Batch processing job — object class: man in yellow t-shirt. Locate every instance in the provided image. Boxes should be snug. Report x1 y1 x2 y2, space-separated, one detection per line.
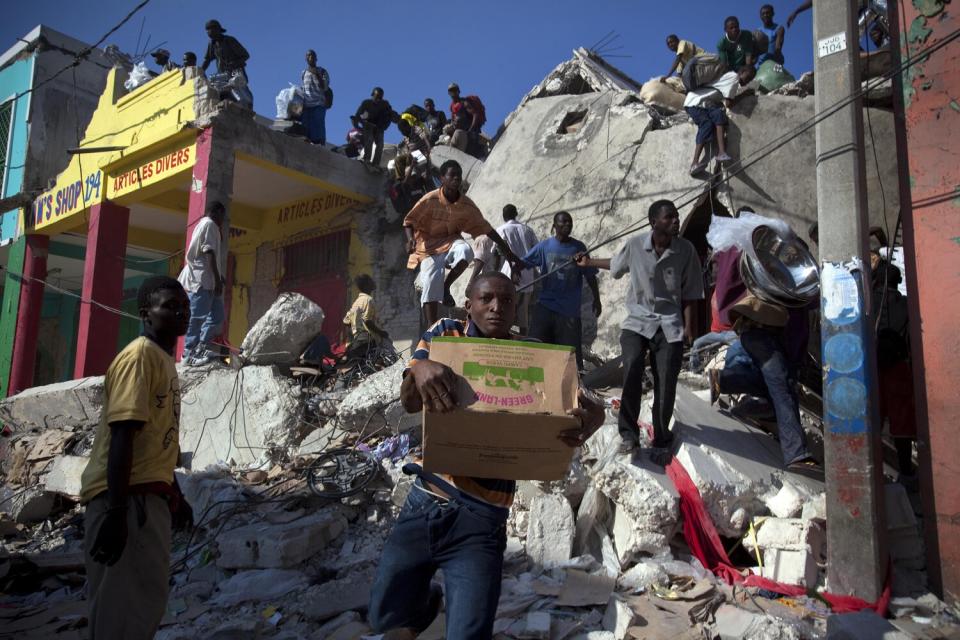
661 34 706 83
80 275 193 640
343 274 389 354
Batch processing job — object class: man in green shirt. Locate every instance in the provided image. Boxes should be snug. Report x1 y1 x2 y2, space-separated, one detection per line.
717 16 756 71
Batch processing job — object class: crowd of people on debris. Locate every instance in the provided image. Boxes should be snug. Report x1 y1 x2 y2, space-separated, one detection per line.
83 4 911 638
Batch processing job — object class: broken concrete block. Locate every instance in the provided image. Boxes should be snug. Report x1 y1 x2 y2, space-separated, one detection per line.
617 559 668 592
526 493 575 569
713 605 766 640
211 569 308 606
584 424 679 564
296 576 373 621
0 376 104 432
520 611 551 639
428 144 483 188
217 511 346 569
765 482 806 519
336 360 417 433
297 422 347 456
241 292 325 365
178 365 300 469
42 455 89 498
826 610 912 639
801 492 827 520
744 518 825 587
602 595 636 640
6 487 55 523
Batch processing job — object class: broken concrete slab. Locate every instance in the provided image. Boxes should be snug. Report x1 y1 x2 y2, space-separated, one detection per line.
5 486 55 523
671 387 824 537
743 518 825 588
336 360 417 433
216 510 347 569
428 144 483 188
602 595 637 640
297 422 348 457
520 611 552 639
0 376 104 432
210 569 309 606
526 492 575 569
41 455 88 498
294 575 373 621
240 292 325 365
582 423 679 564
826 610 912 639
178 365 300 469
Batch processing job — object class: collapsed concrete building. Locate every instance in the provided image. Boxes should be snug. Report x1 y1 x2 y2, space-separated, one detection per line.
1 48 954 640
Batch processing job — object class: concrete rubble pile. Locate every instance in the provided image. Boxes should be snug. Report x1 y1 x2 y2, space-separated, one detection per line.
1 53 958 640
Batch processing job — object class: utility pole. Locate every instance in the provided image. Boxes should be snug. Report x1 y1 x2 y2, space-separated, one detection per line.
813 1 885 600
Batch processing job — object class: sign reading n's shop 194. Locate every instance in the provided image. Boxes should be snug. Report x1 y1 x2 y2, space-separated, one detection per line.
109 144 196 199
24 170 103 231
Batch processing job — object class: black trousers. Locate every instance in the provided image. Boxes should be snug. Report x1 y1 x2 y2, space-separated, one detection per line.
618 328 684 447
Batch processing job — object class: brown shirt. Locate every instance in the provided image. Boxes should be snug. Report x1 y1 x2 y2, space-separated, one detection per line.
404 188 493 268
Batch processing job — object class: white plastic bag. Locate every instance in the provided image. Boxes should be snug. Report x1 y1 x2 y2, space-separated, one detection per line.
275 83 304 119
123 61 152 90
706 212 794 252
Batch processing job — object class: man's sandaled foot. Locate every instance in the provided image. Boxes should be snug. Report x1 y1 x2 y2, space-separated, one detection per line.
787 455 820 471
709 369 721 405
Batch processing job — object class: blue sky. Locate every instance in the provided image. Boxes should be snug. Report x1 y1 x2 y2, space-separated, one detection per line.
4 0 815 144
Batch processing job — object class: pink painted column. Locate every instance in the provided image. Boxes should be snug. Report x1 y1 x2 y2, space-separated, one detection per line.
73 200 130 378
177 127 235 360
8 235 49 395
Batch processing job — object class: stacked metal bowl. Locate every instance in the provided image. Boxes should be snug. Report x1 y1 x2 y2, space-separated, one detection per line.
739 225 820 308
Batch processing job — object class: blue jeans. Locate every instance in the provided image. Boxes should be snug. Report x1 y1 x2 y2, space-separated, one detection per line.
530 303 584 370
184 288 224 355
689 330 737 369
302 104 327 145
720 332 810 464
368 481 507 639
685 105 728 145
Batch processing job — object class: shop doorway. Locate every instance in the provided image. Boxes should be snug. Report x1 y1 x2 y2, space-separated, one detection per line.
279 229 351 343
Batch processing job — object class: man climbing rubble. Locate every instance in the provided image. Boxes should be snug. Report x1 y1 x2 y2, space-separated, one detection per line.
403 159 524 326
368 272 604 639
660 34 705 83
201 19 251 107
577 199 703 465
683 64 755 174
351 87 395 167
80 276 194 639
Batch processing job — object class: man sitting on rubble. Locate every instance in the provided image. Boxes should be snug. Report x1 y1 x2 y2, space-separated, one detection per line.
683 64 755 174
368 272 604 639
446 83 486 158
660 34 705 84
577 200 704 465
717 16 756 71
80 276 194 639
342 274 390 361
423 98 447 145
404 159 523 327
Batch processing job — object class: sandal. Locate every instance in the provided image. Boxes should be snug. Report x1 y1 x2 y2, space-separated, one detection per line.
709 369 721 405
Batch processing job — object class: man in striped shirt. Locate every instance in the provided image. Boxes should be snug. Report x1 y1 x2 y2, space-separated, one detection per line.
301 49 330 145
368 272 604 639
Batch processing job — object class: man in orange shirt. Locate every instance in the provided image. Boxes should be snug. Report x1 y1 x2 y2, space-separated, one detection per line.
404 159 523 325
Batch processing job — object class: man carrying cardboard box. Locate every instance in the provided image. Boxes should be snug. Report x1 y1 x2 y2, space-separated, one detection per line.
367 272 604 640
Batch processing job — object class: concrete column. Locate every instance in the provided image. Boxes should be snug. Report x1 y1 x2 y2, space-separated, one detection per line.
73 200 130 378
813 1 885 600
0 236 28 397
179 126 235 360
890 1 960 605
6 235 50 396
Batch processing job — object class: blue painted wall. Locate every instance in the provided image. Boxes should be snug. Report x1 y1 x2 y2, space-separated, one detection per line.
0 56 34 242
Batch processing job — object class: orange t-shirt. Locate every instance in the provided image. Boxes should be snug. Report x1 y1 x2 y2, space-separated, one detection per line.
403 188 493 268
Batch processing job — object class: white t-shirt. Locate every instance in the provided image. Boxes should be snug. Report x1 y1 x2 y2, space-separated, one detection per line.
177 217 222 293
683 71 740 108
496 219 539 288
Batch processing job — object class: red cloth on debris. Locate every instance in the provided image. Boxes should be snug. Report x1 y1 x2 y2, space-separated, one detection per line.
648 415 890 615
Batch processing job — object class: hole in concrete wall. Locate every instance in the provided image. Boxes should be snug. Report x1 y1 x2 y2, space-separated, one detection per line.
557 110 588 134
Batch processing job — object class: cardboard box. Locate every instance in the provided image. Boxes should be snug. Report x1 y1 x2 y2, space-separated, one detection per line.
422 337 579 481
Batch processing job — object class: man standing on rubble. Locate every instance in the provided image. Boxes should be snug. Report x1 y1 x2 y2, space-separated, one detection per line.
352 87 394 167
577 200 703 465
368 272 605 639
523 210 601 371
178 201 226 366
497 204 539 335
404 159 524 326
201 19 249 78
80 276 194 639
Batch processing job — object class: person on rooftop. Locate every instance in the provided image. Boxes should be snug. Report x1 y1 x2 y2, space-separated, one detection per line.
201 19 249 77
150 48 178 73
301 49 330 146
684 65 756 174
351 87 395 167
717 16 756 71
423 98 448 145
368 272 604 639
182 51 197 67
404 160 524 327
757 4 786 65
660 34 705 83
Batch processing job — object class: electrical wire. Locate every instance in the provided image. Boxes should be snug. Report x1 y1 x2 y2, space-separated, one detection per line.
517 25 960 293
0 265 140 320
10 0 153 103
